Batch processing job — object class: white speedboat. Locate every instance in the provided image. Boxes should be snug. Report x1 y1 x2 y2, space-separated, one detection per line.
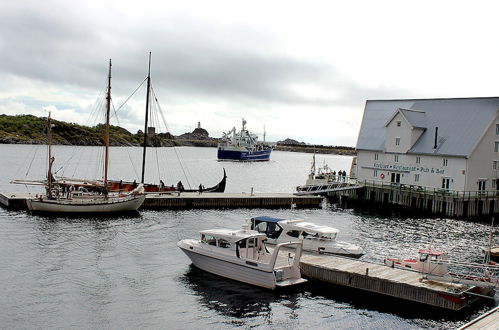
177 225 307 290
250 216 364 258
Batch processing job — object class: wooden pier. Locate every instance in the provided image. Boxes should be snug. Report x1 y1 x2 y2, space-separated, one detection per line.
326 180 499 218
299 253 486 311
0 192 323 211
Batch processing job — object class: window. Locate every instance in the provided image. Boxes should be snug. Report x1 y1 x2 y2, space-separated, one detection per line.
217 239 231 248
443 158 448 166
416 156 421 164
201 234 217 246
395 138 400 146
394 155 399 162
496 124 499 135
415 174 420 182
286 230 301 238
374 153 379 161
374 170 378 177
494 161 498 170
478 180 486 191
397 121 401 127
495 141 499 152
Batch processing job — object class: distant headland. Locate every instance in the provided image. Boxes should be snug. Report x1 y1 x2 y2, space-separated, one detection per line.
0 114 355 156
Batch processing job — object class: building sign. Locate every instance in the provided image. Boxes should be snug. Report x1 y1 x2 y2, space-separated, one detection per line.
373 163 445 174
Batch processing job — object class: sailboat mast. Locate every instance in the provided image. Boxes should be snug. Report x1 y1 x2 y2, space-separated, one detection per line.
104 59 112 189
47 112 53 195
141 52 152 184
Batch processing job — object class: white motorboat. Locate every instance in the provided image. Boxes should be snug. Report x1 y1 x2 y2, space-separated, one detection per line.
250 216 364 258
177 224 307 290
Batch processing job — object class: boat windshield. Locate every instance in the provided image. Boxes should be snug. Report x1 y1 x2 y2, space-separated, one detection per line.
302 232 336 240
253 221 282 239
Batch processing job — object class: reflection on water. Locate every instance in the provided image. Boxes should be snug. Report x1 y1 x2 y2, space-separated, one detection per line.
180 265 276 318
2 145 499 328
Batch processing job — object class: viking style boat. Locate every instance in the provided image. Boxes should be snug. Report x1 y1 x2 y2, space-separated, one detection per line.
177 224 307 290
114 52 227 193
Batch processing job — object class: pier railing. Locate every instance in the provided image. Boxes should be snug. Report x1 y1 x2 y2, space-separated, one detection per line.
358 179 499 199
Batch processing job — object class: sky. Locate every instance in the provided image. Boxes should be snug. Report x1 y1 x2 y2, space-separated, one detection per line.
1 1 499 146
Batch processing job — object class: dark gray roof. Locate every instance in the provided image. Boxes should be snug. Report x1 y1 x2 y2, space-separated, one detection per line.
399 108 427 129
356 97 499 157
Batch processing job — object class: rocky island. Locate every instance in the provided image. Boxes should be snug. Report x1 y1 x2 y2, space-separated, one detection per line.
0 114 355 155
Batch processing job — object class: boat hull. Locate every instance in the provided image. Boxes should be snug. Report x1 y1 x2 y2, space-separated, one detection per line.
26 195 145 213
178 244 277 289
217 148 271 161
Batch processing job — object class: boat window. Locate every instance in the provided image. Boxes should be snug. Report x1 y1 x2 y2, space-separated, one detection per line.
430 255 439 262
254 221 267 233
247 237 256 248
202 234 217 246
266 222 283 239
218 239 231 249
419 254 428 262
286 230 301 238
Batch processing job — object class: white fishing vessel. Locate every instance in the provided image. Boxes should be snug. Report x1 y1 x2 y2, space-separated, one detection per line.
250 216 364 258
16 60 146 214
177 224 307 290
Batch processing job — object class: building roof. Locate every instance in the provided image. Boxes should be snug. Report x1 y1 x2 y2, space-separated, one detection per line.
356 97 499 157
399 108 427 129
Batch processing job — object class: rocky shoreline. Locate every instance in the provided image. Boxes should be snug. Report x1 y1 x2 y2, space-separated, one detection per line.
0 114 355 155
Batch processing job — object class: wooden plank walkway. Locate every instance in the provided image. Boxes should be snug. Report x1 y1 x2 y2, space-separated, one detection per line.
459 306 499 329
0 192 323 211
299 253 483 311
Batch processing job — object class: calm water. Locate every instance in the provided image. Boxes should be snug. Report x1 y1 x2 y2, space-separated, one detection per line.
0 145 496 329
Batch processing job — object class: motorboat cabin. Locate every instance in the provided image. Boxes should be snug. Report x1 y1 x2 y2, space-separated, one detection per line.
177 224 307 290
250 216 364 258
384 248 449 276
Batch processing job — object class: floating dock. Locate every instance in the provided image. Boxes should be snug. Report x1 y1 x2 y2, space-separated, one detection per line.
299 253 486 311
0 192 323 211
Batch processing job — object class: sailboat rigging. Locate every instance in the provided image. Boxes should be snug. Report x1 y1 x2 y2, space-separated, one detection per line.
108 52 227 194
13 59 146 213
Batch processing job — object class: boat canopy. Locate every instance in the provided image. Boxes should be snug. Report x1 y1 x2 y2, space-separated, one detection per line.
252 216 339 235
251 216 286 223
280 220 339 234
200 228 267 243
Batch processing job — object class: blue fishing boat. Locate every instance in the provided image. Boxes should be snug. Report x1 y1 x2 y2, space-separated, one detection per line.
217 119 272 161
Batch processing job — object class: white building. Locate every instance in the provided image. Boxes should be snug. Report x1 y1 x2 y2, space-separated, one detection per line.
355 97 499 192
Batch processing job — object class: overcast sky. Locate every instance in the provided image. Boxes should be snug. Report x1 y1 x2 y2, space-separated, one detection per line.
1 1 499 146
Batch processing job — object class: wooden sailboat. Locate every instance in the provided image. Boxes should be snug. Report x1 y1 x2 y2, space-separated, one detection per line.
25 60 146 213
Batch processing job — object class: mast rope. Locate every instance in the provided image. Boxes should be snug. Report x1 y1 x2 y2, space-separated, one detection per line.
111 100 140 180
24 146 39 177
151 86 192 188
114 78 147 114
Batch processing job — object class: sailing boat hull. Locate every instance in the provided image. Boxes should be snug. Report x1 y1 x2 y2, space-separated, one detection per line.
26 195 145 213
